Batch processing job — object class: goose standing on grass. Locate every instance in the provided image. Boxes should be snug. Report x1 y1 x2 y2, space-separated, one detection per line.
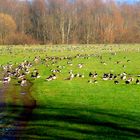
125 78 133 84
65 70 74 80
68 73 74 80
89 72 93 77
136 79 140 84
120 72 127 80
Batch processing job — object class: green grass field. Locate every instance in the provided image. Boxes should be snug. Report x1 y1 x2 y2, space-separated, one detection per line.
1 44 140 139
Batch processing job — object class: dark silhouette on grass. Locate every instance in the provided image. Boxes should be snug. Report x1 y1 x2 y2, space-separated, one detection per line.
0 82 36 139
1 83 140 139
2 105 139 140
1 102 140 140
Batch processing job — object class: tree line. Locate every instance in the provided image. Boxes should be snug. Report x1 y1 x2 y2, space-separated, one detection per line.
0 0 140 45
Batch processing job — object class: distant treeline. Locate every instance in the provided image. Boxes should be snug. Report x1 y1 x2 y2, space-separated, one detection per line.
0 0 140 44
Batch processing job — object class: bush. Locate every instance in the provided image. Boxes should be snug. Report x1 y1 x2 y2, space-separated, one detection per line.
6 33 39 45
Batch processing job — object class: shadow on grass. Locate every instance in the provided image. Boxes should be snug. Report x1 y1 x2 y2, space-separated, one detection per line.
2 104 140 140
0 82 36 140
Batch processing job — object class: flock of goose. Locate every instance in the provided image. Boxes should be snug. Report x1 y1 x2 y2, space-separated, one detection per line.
0 52 140 86
0 60 33 86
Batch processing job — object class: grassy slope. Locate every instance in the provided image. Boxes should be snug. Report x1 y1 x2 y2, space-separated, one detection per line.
1 44 140 139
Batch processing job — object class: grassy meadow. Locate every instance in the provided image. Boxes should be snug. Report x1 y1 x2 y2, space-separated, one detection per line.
1 44 140 139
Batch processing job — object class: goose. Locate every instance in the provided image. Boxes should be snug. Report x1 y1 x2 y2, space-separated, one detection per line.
122 65 126 68
78 63 83 68
52 74 56 80
102 73 109 80
69 70 73 74
125 80 130 84
25 68 30 74
93 72 98 78
89 72 93 77
88 79 98 84
2 76 11 84
67 61 73 66
128 77 134 82
35 72 41 78
69 73 74 79
34 56 40 63
46 76 53 81
74 73 80 77
109 73 114 80
20 78 27 86
114 80 119 84
74 73 84 78
79 74 84 78
113 75 117 79
46 74 56 81
120 72 127 80
18 73 25 79
121 75 127 80
120 72 127 76
89 72 98 78
31 70 40 78
65 72 74 80
7 70 12 76
51 69 61 73
136 79 140 84
125 78 133 84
